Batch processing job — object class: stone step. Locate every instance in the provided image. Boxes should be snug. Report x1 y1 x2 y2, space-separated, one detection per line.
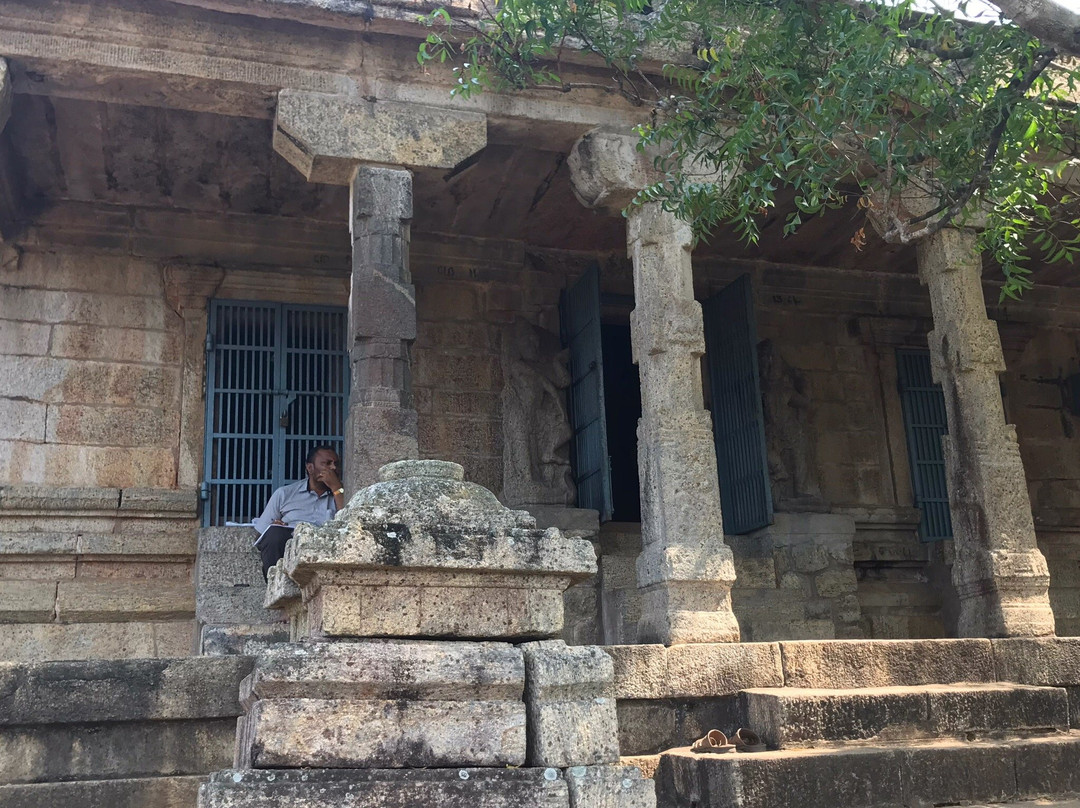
0 657 248 784
0 775 204 808
656 732 1080 808
0 719 234 785
200 623 289 656
741 683 1070 748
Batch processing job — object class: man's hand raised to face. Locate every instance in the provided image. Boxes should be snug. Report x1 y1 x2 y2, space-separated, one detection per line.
306 448 345 506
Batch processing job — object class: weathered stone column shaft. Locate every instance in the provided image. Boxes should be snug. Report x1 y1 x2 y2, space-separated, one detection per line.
347 165 419 490
917 227 1053 637
627 201 739 645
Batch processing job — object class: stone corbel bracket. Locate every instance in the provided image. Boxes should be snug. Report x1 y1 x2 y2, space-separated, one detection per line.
568 127 731 215
273 89 488 184
568 128 661 213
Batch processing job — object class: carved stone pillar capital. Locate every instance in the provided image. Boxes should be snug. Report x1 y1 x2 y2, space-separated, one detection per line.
273 90 487 185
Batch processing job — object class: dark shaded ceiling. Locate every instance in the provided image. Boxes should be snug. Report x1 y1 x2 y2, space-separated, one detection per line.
3 93 922 272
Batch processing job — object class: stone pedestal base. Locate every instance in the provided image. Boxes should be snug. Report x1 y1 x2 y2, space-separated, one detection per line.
637 581 741 645
281 460 595 641
303 570 574 640
234 640 526 769
199 768 568 808
263 565 305 641
200 766 653 808
955 548 1055 638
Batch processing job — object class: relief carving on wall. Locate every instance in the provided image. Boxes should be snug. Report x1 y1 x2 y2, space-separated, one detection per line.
758 338 826 511
501 318 575 508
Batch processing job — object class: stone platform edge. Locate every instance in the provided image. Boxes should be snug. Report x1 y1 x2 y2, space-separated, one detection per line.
607 637 1080 699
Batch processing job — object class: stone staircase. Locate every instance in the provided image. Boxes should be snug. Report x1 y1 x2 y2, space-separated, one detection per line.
656 680 1080 808
0 656 249 807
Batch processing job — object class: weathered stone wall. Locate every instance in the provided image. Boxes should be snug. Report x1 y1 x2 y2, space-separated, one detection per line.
0 246 349 661
0 249 183 488
412 239 568 499
0 486 199 662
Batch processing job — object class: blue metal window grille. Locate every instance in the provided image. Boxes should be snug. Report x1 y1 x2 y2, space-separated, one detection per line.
896 348 953 542
202 300 349 526
561 264 614 522
702 274 773 535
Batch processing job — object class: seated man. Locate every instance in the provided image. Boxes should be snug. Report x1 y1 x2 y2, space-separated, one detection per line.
253 445 345 578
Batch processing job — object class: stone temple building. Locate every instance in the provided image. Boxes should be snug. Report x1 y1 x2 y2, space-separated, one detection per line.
0 1 1079 807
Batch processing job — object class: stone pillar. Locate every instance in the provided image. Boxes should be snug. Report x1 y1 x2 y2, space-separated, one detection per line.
347 166 418 487
271 90 487 490
568 129 739 644
917 228 1055 637
627 203 739 644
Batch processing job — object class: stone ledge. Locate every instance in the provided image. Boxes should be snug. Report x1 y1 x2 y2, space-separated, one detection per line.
200 624 289 656
0 656 251 724
119 488 199 513
656 733 1080 808
0 775 204 808
238 697 527 768
198 526 259 553
0 486 120 511
0 621 196 663
240 640 524 704
993 637 1080 686
0 532 197 557
605 639 1080 700
55 580 194 622
0 581 56 622
0 485 198 517
197 584 277 626
741 683 1069 748
0 719 235 784
607 642 783 700
780 639 996 688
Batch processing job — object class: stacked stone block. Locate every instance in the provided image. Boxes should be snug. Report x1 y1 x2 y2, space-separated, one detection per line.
196 526 289 655
0 485 199 662
733 514 863 640
199 459 655 808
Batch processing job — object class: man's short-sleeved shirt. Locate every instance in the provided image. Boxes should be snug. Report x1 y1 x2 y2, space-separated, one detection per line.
252 479 338 534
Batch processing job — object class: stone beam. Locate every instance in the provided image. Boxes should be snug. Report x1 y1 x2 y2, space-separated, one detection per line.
917 228 1055 638
0 29 353 101
273 90 488 185
569 129 740 644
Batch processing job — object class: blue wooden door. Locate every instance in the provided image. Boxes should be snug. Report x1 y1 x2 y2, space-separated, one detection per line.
202 300 349 526
896 348 953 542
561 265 613 522
702 275 773 534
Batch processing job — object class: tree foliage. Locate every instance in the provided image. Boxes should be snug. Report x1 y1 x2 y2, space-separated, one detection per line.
418 0 1080 298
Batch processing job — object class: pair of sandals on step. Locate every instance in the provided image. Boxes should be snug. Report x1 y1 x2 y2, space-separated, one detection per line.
690 728 766 754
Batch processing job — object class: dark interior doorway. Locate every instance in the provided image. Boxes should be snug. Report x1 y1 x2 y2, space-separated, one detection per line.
600 323 642 522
